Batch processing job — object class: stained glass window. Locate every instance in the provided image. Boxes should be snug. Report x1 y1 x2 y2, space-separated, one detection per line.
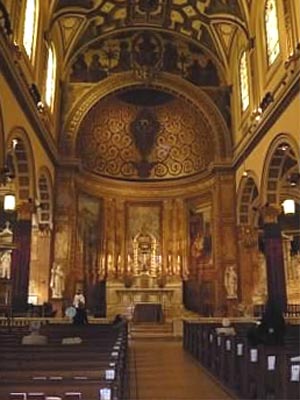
45 44 56 110
239 51 250 112
265 0 280 65
22 0 38 60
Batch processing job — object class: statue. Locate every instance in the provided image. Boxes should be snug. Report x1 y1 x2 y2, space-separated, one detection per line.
224 264 238 299
0 250 12 279
50 263 65 299
252 251 267 303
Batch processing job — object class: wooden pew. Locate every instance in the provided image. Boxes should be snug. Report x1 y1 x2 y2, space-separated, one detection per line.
0 323 128 400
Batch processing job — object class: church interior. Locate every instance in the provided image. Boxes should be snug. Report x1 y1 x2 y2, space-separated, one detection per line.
0 1 300 399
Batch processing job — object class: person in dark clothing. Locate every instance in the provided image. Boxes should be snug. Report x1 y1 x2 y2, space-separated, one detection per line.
247 301 285 346
73 301 88 325
112 314 126 329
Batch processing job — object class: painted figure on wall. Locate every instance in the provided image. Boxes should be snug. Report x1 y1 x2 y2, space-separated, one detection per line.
50 263 65 299
189 207 213 276
252 251 268 304
0 250 12 279
77 194 101 311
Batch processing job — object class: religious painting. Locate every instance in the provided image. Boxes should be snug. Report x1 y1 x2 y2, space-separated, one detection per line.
126 203 162 276
77 193 102 297
189 205 213 277
69 31 220 87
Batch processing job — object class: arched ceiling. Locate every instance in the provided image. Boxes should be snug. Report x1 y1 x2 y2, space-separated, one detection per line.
76 88 216 181
50 0 250 77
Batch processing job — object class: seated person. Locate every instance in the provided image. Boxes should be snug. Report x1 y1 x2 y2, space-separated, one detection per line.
247 301 285 346
22 321 48 345
112 314 126 329
215 318 236 336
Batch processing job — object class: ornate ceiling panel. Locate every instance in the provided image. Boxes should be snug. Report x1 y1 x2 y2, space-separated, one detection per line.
52 0 249 72
57 16 86 53
68 30 221 86
77 89 215 181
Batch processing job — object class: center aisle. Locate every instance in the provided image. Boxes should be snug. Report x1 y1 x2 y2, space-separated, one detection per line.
127 339 235 400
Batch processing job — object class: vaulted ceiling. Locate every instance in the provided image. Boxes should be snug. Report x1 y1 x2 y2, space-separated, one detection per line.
51 0 251 182
50 0 251 79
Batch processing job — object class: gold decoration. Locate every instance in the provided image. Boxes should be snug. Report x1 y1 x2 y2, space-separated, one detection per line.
78 95 214 180
238 225 257 248
260 203 281 224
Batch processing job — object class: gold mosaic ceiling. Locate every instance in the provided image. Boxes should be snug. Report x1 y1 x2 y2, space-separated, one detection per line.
52 0 250 74
77 88 215 181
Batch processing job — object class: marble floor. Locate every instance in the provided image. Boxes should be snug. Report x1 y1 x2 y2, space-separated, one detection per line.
127 339 236 400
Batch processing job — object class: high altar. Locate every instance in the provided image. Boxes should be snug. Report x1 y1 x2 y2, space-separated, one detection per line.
106 228 184 319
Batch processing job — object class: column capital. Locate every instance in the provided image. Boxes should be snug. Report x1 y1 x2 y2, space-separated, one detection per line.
260 203 281 224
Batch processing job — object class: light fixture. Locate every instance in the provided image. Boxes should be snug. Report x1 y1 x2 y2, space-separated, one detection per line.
251 107 262 122
279 143 289 151
242 155 249 177
282 199 295 215
4 193 16 211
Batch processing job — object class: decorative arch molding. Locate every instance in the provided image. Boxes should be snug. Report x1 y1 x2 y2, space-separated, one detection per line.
62 71 232 162
37 166 53 228
237 171 260 225
6 127 37 203
261 133 300 206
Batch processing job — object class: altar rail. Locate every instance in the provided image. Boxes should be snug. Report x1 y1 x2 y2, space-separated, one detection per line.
183 320 300 399
254 304 300 318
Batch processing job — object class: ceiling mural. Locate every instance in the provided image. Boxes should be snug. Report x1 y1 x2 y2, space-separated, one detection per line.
69 31 221 87
52 0 249 70
76 89 215 181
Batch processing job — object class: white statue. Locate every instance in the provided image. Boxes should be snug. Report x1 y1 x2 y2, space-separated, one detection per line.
0 250 12 279
50 263 65 298
224 264 238 299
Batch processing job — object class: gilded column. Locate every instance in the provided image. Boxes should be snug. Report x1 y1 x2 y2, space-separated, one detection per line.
237 225 260 312
213 171 238 316
53 169 77 300
163 200 172 275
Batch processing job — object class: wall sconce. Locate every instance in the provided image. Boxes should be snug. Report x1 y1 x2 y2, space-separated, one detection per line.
287 172 300 187
251 107 262 122
282 199 295 215
279 143 289 152
3 193 16 211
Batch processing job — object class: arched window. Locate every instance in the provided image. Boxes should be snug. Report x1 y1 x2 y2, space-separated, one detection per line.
239 51 250 112
45 43 56 110
22 0 38 60
264 0 280 65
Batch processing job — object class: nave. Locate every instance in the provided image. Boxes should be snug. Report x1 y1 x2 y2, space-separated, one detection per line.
127 339 234 400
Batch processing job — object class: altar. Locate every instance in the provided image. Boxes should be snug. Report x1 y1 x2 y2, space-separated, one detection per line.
104 225 184 319
133 303 163 323
106 278 183 320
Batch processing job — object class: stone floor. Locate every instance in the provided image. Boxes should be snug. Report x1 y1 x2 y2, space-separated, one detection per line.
127 339 236 400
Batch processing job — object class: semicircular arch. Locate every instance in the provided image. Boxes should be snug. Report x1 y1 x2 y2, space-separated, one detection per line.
6 127 37 203
237 171 260 226
62 71 232 163
261 133 300 206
